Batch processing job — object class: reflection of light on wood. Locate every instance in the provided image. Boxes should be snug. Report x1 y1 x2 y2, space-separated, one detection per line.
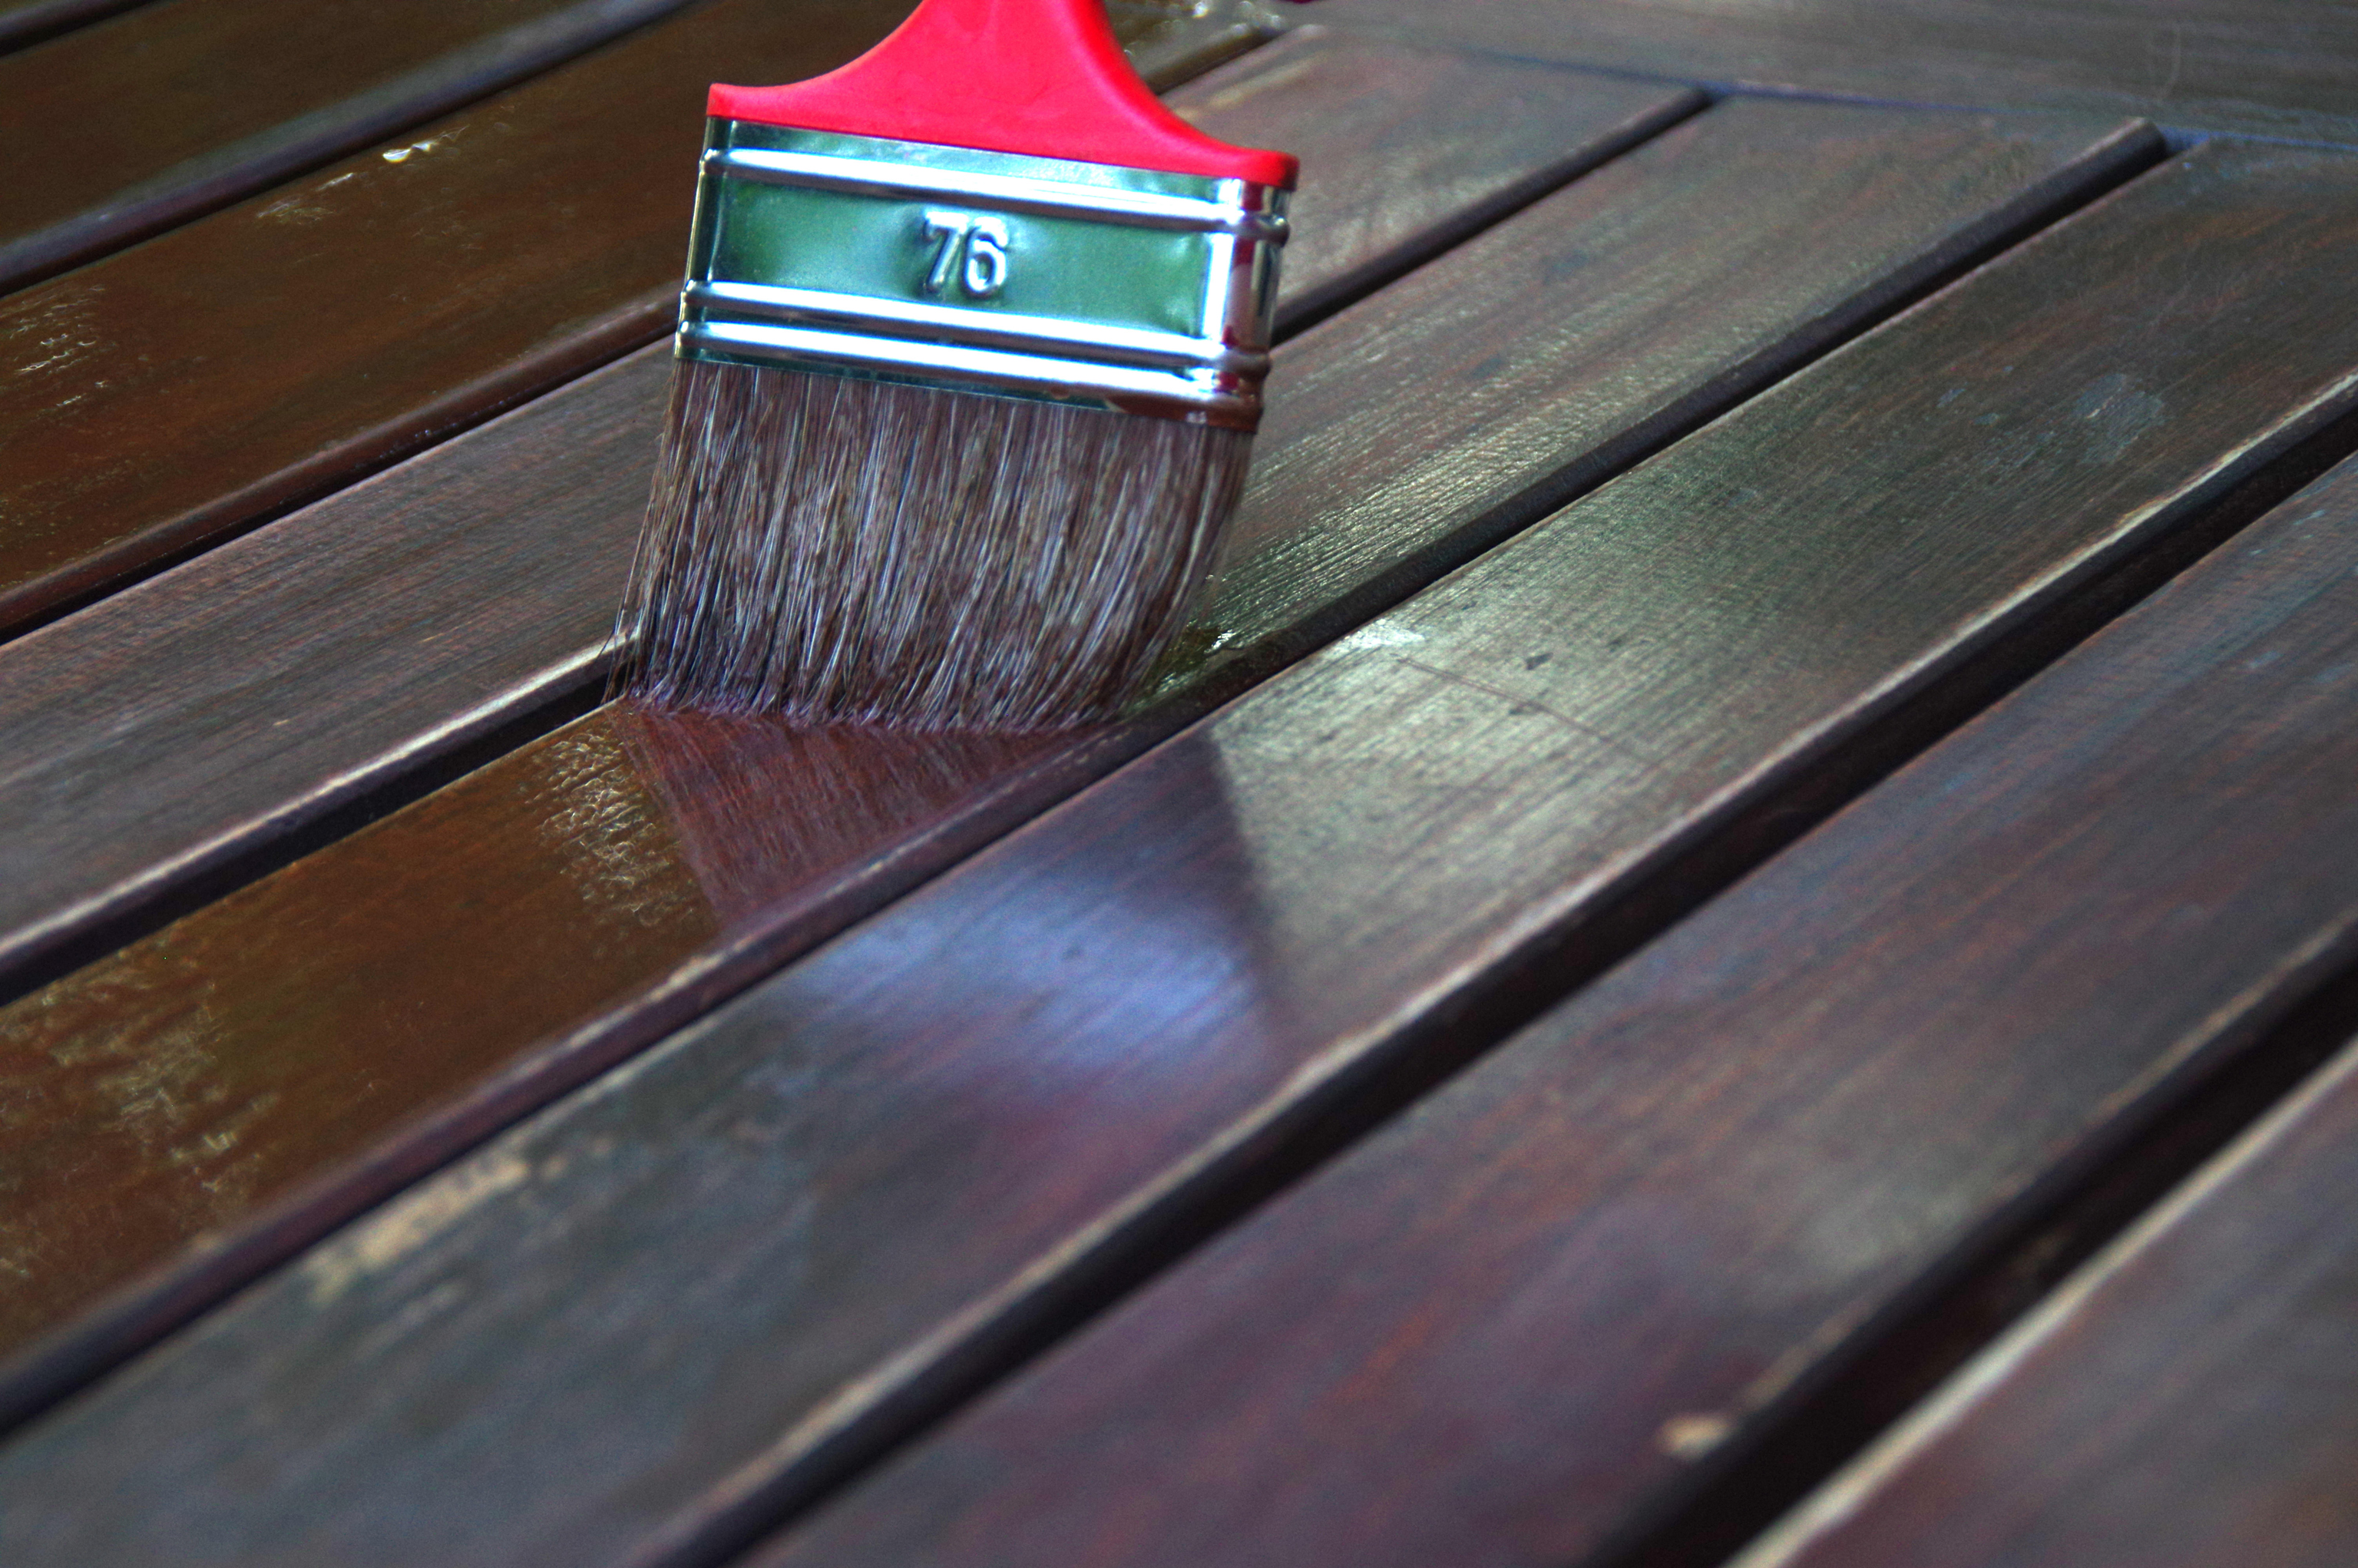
609 703 1057 930
759 727 1301 1101
0 718 714 1361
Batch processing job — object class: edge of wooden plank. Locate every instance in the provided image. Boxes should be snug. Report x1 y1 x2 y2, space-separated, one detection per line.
0 31 1708 1007
0 0 144 51
1735 1031 2358 1568
1321 0 2358 150
0 0 706 294
710 220 2358 1568
20 124 2343 1568
0 0 1259 643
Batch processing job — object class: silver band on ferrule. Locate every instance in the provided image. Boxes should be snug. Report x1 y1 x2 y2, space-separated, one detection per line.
674 121 1290 429
707 146 1290 241
685 318 1265 425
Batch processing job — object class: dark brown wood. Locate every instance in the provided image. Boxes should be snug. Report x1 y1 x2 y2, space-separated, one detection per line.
0 0 705 294
1745 1034 2358 1568
725 442 2358 1568
0 0 147 53
5 131 2342 1568
0 98 2121 1397
0 32 1694 1006
1334 0 2358 147
1113 0 1280 88
0 0 914 641
0 0 1274 643
0 29 1695 1008
1186 27 1689 331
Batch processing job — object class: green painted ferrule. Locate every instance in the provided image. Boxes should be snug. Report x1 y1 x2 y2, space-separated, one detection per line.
674 119 1290 430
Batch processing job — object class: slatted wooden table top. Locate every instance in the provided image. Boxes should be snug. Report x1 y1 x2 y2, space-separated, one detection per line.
3 3 2357 1566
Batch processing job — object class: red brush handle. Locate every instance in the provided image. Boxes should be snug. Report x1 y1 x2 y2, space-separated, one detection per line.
708 0 1297 187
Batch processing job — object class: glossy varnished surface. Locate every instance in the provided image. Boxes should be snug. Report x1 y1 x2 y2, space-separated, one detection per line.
1110 0 1282 87
0 352 661 991
1748 1034 2358 1568
0 710 1057 1357
0 101 2128 1388
0 31 1698 1003
744 404 2358 1568
7 133 2342 1568
1338 0 2358 146
0 0 696 292
1167 99 2151 696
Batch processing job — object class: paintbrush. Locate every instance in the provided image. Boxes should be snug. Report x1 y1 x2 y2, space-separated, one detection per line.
613 0 1297 729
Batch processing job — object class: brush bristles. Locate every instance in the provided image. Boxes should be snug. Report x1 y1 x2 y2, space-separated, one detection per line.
612 360 1253 729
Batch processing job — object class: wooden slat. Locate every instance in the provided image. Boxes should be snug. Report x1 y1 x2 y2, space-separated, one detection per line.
0 36 1717 1408
727 437 2358 1568
1112 0 1272 86
1335 0 2358 147
0 0 144 53
3 131 2343 1568
0 0 704 294
1169 28 1675 329
0 0 914 640
0 92 2121 1363
0 29 1696 1002
0 0 1276 640
1742 1031 2358 1568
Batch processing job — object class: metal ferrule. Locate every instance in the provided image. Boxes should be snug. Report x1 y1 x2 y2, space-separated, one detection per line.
674 120 1291 429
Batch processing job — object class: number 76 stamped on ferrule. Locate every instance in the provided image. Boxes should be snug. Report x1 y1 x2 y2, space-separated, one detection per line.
918 209 1010 299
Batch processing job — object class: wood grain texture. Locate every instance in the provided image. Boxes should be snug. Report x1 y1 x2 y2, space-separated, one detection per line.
0 0 915 640
737 427 2358 1568
0 34 1694 1024
0 28 1696 1012
0 0 703 293
0 0 1271 641
1332 0 2358 147
0 98 2124 1399
1743 1029 2358 1568
0 131 2336 1568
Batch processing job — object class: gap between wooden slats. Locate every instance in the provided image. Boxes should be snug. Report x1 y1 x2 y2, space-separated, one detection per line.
0 0 717 293
0 35 1732 1405
0 0 1269 640
1735 715 2358 1568
25 127 2358 1568
1329 0 2358 151
693 158 2358 1568
0 0 146 53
